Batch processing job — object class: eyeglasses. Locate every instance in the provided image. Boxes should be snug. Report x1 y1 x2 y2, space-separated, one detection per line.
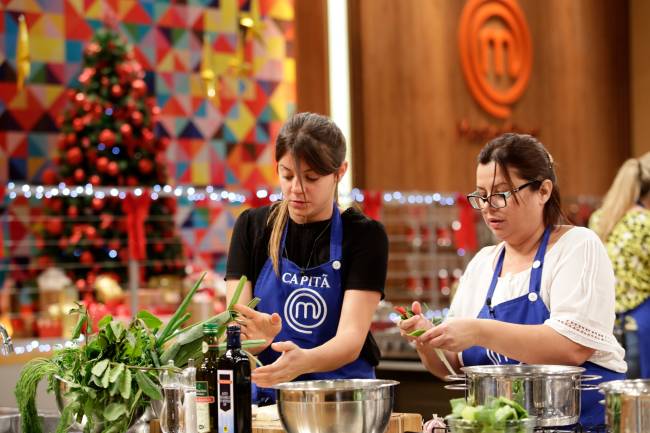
467 180 541 210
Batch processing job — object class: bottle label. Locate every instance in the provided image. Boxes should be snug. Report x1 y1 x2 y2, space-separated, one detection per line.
196 381 213 433
217 370 234 433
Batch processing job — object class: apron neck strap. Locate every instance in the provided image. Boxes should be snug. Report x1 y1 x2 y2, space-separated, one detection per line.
485 225 553 302
279 202 343 261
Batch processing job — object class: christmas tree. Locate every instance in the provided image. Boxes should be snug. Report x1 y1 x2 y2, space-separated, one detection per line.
38 28 185 290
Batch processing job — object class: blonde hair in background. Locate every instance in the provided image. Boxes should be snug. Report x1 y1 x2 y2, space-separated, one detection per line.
593 152 650 241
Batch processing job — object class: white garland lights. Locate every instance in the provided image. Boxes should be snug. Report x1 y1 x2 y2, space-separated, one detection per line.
4 184 457 206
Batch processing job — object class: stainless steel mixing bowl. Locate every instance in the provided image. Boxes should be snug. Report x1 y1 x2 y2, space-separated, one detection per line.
273 379 399 433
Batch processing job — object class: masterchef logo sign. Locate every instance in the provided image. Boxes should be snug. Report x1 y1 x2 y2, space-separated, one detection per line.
459 0 532 119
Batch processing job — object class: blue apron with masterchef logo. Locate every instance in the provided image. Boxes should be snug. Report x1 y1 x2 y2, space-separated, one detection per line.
461 227 624 426
252 204 374 403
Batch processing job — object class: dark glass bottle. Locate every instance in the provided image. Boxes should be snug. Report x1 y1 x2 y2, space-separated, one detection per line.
217 325 252 433
195 323 219 433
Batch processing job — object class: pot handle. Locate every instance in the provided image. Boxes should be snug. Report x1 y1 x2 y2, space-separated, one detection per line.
581 374 602 382
444 383 468 391
578 384 601 391
445 374 465 381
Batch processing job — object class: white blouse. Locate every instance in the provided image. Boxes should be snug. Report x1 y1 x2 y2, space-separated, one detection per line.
449 226 627 373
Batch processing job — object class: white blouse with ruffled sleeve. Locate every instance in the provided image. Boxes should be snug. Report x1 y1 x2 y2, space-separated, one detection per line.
448 226 627 372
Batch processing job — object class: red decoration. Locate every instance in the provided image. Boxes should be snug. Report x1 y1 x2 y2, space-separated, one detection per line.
85 42 100 55
66 147 83 165
97 157 109 173
126 176 139 186
73 118 84 131
453 195 479 252
138 158 153 174
91 197 104 211
81 137 91 148
131 79 146 96
42 168 57 185
99 129 116 147
107 161 119 177
73 168 85 183
47 218 63 236
89 175 101 186
80 251 94 265
131 111 143 126
67 205 79 218
154 242 165 253
120 123 132 137
85 226 97 240
111 84 123 98
122 192 151 260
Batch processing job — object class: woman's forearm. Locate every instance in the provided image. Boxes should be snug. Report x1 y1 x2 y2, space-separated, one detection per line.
476 320 594 365
301 331 365 374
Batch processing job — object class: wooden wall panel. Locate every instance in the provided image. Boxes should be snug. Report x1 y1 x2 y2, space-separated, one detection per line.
631 0 650 157
295 0 330 115
349 0 630 196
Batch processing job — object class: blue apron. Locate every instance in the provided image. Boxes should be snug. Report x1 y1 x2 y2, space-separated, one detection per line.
620 297 650 378
252 204 374 403
461 226 624 426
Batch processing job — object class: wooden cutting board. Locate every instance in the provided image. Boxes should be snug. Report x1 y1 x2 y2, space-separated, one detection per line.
252 412 422 433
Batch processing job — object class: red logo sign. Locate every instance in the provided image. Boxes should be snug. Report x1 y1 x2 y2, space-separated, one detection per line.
459 0 532 119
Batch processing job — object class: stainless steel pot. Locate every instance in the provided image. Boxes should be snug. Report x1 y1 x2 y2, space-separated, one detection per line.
445 365 600 427
599 379 650 433
273 379 398 433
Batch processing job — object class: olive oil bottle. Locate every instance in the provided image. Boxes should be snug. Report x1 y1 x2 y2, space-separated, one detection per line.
195 323 219 433
217 325 252 433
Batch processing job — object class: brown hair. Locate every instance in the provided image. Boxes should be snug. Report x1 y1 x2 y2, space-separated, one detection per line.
478 133 565 227
592 152 650 241
268 112 346 274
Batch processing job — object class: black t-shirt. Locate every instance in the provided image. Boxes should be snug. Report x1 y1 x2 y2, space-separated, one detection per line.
226 204 389 366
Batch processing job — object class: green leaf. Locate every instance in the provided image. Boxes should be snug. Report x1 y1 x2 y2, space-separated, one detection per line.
157 272 207 347
103 403 127 421
109 363 124 383
119 368 132 400
134 370 162 401
72 315 87 340
98 314 113 329
91 359 109 377
227 275 248 311
101 364 111 388
110 321 125 341
137 310 163 331
408 329 426 337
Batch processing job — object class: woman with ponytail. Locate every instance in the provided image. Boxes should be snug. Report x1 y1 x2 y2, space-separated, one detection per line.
589 152 650 378
225 112 388 403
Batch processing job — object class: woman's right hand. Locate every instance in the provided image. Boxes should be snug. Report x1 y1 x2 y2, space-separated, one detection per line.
397 301 434 341
232 304 282 352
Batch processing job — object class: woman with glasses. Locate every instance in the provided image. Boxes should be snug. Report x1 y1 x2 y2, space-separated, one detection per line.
589 152 650 378
398 133 626 426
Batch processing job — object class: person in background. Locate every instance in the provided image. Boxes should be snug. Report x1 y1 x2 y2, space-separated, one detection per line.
398 133 626 426
589 152 650 378
225 112 388 403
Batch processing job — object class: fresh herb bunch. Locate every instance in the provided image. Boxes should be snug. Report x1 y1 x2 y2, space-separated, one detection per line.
447 397 531 433
15 274 263 433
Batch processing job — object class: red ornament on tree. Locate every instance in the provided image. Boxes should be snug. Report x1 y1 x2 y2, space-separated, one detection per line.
66 147 83 165
126 176 139 186
138 158 153 174
97 157 109 173
81 137 91 148
111 84 123 98
67 205 79 218
73 168 86 183
80 251 94 265
120 124 132 140
73 118 84 131
131 111 143 126
107 161 119 177
47 218 63 236
42 168 57 185
99 129 116 147
91 197 104 210
85 226 97 240
89 174 101 186
131 79 146 96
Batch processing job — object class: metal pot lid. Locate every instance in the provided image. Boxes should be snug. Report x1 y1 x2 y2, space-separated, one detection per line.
599 379 650 396
461 364 586 376
272 379 399 391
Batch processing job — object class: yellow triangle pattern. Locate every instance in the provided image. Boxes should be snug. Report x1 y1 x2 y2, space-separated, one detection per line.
225 102 255 139
191 161 210 185
269 82 288 120
7 0 41 13
283 58 296 84
157 52 175 73
86 0 106 20
269 0 294 21
204 9 220 32
30 35 64 62
217 0 238 33
66 0 84 15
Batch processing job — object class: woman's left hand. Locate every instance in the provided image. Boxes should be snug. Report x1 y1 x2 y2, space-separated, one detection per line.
415 317 481 352
251 341 311 387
